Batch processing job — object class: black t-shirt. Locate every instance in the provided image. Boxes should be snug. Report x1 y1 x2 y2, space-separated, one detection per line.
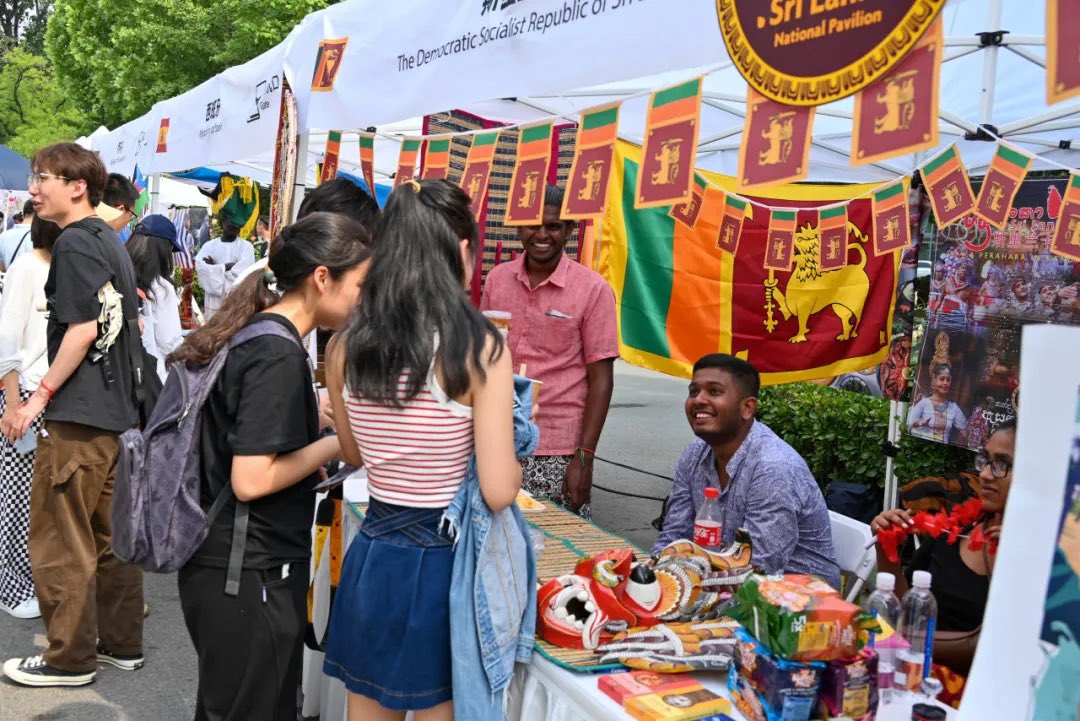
44 216 140 433
906 530 990 632
191 313 320 570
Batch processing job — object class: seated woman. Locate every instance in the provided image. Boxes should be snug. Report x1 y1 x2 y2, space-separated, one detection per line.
871 419 1015 676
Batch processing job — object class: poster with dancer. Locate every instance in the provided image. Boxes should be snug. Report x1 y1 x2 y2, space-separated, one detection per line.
910 177 1080 450
1033 387 1080 721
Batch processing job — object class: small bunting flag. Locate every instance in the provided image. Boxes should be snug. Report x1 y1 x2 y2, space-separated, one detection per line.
764 209 797 271
1051 173 1080 261
921 144 976 227
1048 0 1080 104
320 130 341 184
422 138 452 180
636 77 703 209
975 144 1034 229
669 174 707 229
564 102 621 220
460 130 499 218
359 133 376 195
393 137 422 189
872 179 911 255
716 194 748 255
738 88 815 191
818 205 848 271
505 122 554 226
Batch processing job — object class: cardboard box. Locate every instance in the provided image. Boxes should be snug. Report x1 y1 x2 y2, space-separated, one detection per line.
598 670 702 706
624 687 732 721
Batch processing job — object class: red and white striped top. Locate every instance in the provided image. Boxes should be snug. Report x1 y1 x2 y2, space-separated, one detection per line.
345 371 474 508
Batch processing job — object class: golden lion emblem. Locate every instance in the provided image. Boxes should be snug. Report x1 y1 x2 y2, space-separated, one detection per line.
765 222 871 344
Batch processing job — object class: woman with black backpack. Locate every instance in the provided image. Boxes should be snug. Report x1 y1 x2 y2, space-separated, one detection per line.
169 211 370 721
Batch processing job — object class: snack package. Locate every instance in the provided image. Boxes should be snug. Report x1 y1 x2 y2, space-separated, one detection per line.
818 647 879 720
624 687 732 721
726 574 879 662
728 627 824 721
598 670 702 706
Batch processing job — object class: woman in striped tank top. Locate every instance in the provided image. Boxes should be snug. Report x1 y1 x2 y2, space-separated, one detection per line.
323 179 521 721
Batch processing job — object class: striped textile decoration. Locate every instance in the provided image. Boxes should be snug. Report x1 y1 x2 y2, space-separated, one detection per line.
169 208 196 270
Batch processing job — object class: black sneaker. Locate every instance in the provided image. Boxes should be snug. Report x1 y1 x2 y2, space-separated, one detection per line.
96 644 144 671
2 655 95 687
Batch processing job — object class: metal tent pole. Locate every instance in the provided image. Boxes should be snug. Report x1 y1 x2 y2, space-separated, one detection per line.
978 0 1004 126
149 174 161 214
292 132 310 222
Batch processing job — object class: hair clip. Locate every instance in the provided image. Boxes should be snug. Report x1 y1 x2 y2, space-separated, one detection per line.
405 179 422 194
263 267 277 285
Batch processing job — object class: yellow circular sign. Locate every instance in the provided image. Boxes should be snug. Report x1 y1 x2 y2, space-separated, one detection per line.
716 0 945 106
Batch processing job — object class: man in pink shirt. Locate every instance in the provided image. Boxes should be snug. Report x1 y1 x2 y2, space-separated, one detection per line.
481 186 618 519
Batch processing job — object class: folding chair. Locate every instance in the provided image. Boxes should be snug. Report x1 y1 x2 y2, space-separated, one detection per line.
828 510 877 603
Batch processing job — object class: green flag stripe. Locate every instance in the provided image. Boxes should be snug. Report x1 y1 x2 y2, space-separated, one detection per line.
583 106 619 130
923 146 958 177
1070 174 1080 192
327 130 341 143
874 182 905 202
995 144 1031 170
427 139 451 153
521 123 553 144
402 139 422 152
620 157 672 359
726 196 747 212
359 135 374 149
693 174 707 190
820 205 846 219
773 210 797 222
474 131 499 146
653 78 701 107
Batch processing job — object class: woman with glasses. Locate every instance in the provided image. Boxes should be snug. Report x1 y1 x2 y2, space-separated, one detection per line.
871 419 1016 675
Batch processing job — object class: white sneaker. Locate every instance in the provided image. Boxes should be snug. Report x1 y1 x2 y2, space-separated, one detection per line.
0 597 40 619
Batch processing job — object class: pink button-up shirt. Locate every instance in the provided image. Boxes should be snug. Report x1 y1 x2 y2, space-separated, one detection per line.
481 253 618 455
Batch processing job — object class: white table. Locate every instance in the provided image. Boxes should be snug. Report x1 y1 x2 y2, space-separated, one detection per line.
506 651 956 721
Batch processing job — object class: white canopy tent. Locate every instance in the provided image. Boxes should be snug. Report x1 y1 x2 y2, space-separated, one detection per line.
89 0 1078 202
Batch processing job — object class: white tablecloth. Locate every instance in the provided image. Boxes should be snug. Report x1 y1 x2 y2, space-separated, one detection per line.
507 652 957 721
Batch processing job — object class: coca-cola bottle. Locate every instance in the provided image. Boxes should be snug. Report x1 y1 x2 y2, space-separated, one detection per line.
693 486 723 550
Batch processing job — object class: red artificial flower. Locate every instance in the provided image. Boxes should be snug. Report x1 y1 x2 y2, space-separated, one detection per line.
946 525 961 546
915 511 951 539
877 526 908 564
968 525 987 552
950 498 984 528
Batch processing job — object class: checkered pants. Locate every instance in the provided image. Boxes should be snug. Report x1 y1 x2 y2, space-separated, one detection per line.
520 455 592 520
0 388 41 607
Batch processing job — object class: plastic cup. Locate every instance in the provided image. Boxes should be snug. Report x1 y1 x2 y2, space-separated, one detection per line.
483 310 511 338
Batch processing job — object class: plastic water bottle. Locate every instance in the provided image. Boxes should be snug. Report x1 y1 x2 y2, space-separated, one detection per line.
693 487 723 550
866 572 902 702
895 570 938 694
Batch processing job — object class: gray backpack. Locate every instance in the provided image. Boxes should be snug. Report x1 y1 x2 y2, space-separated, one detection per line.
111 320 302 596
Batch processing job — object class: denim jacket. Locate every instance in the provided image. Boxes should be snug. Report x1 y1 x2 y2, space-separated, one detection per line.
443 375 539 719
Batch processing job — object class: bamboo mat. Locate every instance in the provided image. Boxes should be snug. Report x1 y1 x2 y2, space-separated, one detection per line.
346 500 642 673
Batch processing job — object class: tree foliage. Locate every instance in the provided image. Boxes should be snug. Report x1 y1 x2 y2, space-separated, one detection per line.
46 0 335 128
0 45 86 156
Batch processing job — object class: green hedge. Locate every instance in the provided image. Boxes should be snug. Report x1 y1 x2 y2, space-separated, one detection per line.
756 382 973 489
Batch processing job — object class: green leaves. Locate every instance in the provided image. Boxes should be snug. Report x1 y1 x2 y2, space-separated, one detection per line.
0 46 87 155
756 382 973 491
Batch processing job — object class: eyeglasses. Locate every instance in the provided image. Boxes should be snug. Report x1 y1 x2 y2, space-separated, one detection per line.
974 452 1012 479
27 172 71 187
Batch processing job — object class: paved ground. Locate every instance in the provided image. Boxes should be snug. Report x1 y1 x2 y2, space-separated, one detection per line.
0 361 693 720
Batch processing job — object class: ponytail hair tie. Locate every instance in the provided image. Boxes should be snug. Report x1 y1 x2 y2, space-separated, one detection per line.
263 267 282 297
405 179 422 194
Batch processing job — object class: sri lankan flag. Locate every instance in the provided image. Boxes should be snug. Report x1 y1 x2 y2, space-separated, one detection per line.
872 179 911 255
461 130 499 217
359 133 376 196
1051 173 1080 262
423 138 451 180
975 144 1033 229
669 174 708 229
764 210 797 271
319 130 341 184
598 140 898 383
818 205 849 271
564 102 621 220
921 144 975 227
393 137 422 189
506 122 553 225
636 77 702 209
716 194 747 255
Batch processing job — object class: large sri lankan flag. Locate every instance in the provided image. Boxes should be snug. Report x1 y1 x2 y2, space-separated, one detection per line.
597 141 900 383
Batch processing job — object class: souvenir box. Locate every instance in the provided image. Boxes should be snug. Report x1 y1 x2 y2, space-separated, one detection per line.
727 626 824 721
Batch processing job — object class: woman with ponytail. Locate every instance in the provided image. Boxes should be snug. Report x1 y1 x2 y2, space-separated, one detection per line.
173 212 370 721
323 180 521 720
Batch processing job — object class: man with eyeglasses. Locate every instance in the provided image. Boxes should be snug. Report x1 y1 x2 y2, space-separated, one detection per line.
480 184 618 519
3 145 145 688
99 173 140 240
872 418 1016 674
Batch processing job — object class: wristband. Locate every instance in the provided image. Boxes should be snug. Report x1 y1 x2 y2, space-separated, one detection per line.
577 447 595 465
38 379 56 399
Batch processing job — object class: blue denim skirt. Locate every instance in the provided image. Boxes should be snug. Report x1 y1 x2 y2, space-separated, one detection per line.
323 498 454 711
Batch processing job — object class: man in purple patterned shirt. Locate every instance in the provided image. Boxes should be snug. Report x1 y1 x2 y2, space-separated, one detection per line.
652 354 840 589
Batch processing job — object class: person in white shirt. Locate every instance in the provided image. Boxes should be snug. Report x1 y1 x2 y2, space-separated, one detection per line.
0 216 62 620
0 200 34 272
125 214 185 381
195 217 255 318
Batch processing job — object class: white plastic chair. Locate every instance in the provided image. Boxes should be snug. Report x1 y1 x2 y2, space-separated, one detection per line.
828 510 877 603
